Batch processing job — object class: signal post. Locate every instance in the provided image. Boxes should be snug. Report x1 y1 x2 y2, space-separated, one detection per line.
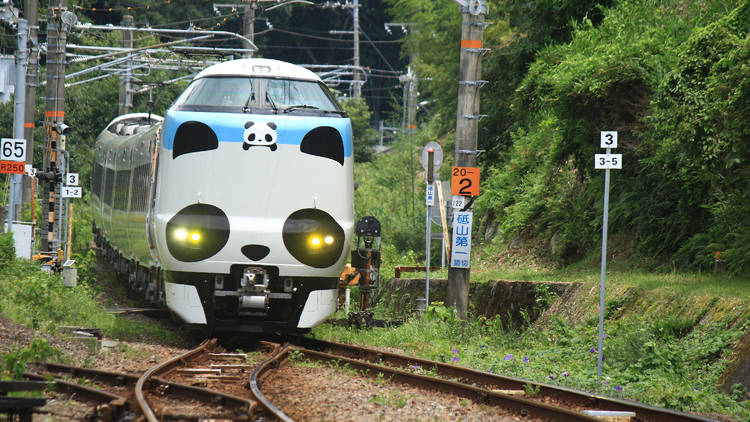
40 0 68 253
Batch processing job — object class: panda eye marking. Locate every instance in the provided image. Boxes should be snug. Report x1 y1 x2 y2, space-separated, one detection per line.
173 121 218 159
265 134 273 142
300 126 344 166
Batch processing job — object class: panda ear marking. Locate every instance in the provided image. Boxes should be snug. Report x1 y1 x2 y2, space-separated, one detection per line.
267 122 277 130
244 121 254 129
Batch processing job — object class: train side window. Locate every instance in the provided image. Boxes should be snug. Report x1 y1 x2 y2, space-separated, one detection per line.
114 170 131 211
92 163 103 198
104 168 115 206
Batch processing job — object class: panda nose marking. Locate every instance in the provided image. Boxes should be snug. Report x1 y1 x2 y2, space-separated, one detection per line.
242 245 270 261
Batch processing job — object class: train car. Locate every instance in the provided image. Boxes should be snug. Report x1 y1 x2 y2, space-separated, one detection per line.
92 58 355 333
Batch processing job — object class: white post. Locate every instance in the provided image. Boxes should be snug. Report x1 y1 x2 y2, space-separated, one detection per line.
595 131 620 377
7 19 28 234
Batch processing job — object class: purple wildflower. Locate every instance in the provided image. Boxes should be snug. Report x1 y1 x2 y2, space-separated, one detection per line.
603 381 610 385
549 374 554 380
487 369 492 373
453 348 459 355
615 385 622 393
504 354 513 361
589 347 596 353
562 371 569 377
451 356 459 362
411 365 420 370
523 357 530 364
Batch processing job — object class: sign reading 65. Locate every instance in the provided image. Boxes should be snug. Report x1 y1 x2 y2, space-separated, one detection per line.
1 138 27 162
451 166 480 197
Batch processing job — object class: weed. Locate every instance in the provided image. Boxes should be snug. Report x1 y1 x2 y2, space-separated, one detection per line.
523 382 540 396
368 391 413 408
2 339 62 380
730 383 747 402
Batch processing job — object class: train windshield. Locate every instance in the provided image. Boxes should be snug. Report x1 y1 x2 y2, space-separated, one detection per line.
173 76 344 115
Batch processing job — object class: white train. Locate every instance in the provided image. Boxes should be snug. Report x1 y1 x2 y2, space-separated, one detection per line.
91 58 354 333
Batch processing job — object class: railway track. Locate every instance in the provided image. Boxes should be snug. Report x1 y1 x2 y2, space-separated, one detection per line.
25 339 275 421
19 337 719 421
288 337 719 422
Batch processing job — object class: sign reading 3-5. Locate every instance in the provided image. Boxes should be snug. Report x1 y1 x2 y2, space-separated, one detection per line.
1 138 27 162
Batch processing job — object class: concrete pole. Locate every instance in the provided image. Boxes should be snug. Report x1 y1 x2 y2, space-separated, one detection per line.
446 8 485 320
118 15 134 115
407 66 417 133
7 19 27 234
243 0 256 57
41 0 67 252
352 0 361 98
22 0 39 209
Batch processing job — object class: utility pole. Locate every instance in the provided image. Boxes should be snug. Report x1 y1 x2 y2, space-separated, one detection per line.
446 0 488 319
22 0 39 209
352 0 360 98
118 15 134 115
243 0 256 57
40 0 68 253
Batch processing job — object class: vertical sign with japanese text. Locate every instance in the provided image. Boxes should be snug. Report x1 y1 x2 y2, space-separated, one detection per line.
450 211 472 268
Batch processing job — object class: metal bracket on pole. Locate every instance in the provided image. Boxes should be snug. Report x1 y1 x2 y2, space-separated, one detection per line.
461 47 491 56
455 149 485 157
461 114 487 121
452 0 488 15
458 80 488 88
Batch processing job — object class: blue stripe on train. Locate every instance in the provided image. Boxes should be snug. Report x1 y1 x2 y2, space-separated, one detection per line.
162 110 353 157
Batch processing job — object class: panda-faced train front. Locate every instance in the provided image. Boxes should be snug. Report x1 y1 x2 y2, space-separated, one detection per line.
152 59 354 332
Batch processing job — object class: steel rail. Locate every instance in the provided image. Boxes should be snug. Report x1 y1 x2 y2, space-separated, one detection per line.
134 338 255 422
24 372 130 415
248 344 296 422
295 347 601 422
32 361 255 417
295 338 718 422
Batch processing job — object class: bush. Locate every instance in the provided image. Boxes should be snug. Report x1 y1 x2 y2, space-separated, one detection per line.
0 231 14 265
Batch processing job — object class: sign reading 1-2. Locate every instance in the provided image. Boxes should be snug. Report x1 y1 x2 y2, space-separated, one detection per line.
451 166 480 196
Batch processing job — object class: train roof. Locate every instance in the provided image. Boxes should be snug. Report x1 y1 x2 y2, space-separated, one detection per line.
194 58 321 82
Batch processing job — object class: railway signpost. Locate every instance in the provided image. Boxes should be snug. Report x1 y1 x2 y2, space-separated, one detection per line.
1 138 27 162
596 130 620 377
0 138 27 175
421 142 443 310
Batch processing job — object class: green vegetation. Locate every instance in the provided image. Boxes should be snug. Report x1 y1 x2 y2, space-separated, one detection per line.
0 0 748 419
315 289 750 418
2 339 62 380
0 231 177 343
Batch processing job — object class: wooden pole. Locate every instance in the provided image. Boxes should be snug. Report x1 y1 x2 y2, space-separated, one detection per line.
446 5 485 320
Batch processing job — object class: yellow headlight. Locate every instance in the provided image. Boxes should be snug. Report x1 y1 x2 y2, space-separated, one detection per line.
310 237 321 246
324 235 334 245
191 232 201 241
